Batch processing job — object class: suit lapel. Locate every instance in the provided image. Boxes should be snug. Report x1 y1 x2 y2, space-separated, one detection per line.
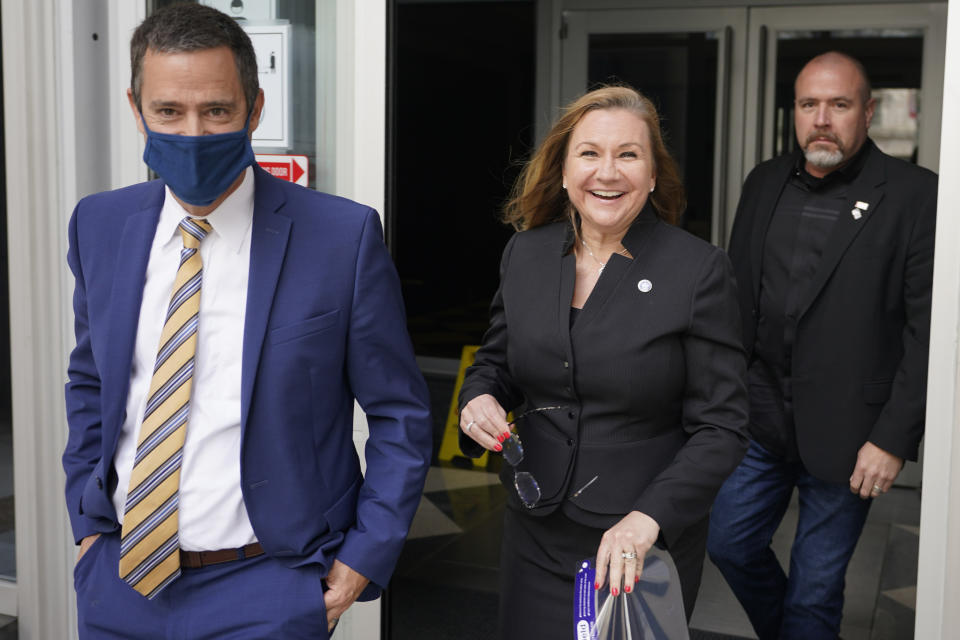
750 159 794 303
241 168 291 431
102 185 164 451
795 147 886 320
571 210 657 338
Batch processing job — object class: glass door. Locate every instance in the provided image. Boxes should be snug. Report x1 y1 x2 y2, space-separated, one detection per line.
560 8 748 245
746 3 947 174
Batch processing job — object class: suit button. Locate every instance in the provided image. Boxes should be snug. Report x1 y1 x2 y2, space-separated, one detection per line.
95 476 102 490
566 439 575 446
565 386 571 394
567 411 576 420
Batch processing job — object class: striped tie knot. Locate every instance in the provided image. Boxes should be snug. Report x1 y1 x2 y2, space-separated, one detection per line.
179 217 212 250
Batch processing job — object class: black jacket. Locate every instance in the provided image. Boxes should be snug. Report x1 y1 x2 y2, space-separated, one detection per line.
728 140 937 483
460 206 749 546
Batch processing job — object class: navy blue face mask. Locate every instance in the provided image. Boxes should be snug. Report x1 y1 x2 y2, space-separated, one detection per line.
140 111 256 206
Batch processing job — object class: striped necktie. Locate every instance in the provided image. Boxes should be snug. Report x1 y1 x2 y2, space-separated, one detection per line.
119 217 212 599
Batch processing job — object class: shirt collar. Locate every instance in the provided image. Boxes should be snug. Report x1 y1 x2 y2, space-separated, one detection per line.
158 166 255 253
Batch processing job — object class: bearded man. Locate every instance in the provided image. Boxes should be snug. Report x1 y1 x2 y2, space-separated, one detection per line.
706 51 936 639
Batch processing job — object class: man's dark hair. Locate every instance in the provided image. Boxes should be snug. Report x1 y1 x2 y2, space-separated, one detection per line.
130 2 259 112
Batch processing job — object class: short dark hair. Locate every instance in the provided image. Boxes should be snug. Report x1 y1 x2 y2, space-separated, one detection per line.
130 2 259 112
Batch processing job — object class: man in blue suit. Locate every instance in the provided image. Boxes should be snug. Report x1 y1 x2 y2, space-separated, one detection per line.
62 4 432 637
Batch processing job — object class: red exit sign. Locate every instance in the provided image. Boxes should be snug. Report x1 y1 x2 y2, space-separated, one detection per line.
255 154 308 186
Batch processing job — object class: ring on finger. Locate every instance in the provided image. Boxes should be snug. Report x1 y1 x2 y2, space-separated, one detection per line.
871 483 882 494
464 420 476 433
621 551 637 560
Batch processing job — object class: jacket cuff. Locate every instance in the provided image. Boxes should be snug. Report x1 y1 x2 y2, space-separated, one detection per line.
631 499 681 549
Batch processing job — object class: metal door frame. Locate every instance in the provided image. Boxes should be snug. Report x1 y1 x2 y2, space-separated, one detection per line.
544 2 946 245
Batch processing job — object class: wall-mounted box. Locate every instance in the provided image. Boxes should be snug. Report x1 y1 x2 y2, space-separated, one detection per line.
245 23 292 150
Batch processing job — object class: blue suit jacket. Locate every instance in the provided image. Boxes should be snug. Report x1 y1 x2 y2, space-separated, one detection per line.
63 166 432 596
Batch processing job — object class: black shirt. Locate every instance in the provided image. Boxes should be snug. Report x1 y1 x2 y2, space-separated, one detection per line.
748 141 872 459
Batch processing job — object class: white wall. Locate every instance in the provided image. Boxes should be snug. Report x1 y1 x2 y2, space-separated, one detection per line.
2 0 81 637
329 1 387 637
916 0 960 635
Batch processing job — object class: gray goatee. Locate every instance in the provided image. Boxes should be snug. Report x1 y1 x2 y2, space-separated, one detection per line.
804 147 844 169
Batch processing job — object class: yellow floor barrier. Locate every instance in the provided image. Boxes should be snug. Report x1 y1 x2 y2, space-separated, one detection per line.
437 345 489 468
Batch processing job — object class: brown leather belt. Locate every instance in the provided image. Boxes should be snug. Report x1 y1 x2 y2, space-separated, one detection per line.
180 542 265 569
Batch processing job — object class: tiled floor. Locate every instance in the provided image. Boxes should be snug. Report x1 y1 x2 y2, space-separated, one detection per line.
0 424 13 580
0 617 14 640
390 468 503 639
388 465 921 639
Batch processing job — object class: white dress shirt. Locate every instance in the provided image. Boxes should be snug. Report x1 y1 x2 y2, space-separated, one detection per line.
112 167 257 551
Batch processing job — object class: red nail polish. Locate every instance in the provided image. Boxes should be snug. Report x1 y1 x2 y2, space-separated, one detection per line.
594 581 599 590
496 434 503 443
635 575 639 583
494 444 502 452
611 587 619 596
625 585 632 593
503 431 512 441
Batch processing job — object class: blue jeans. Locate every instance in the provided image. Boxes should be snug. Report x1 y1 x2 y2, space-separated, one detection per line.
706 441 871 640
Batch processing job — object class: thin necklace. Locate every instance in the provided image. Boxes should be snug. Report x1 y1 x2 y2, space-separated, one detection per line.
581 239 628 275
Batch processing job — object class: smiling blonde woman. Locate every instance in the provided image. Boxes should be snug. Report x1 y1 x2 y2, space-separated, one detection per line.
457 85 750 639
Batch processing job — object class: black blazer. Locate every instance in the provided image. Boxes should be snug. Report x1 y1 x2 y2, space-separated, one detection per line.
460 206 749 546
728 140 937 483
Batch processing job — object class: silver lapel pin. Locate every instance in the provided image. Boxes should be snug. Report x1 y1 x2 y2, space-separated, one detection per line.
638 279 653 293
851 200 869 220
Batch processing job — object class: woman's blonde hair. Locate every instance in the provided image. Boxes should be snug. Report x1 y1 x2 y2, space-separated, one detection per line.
504 85 686 230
